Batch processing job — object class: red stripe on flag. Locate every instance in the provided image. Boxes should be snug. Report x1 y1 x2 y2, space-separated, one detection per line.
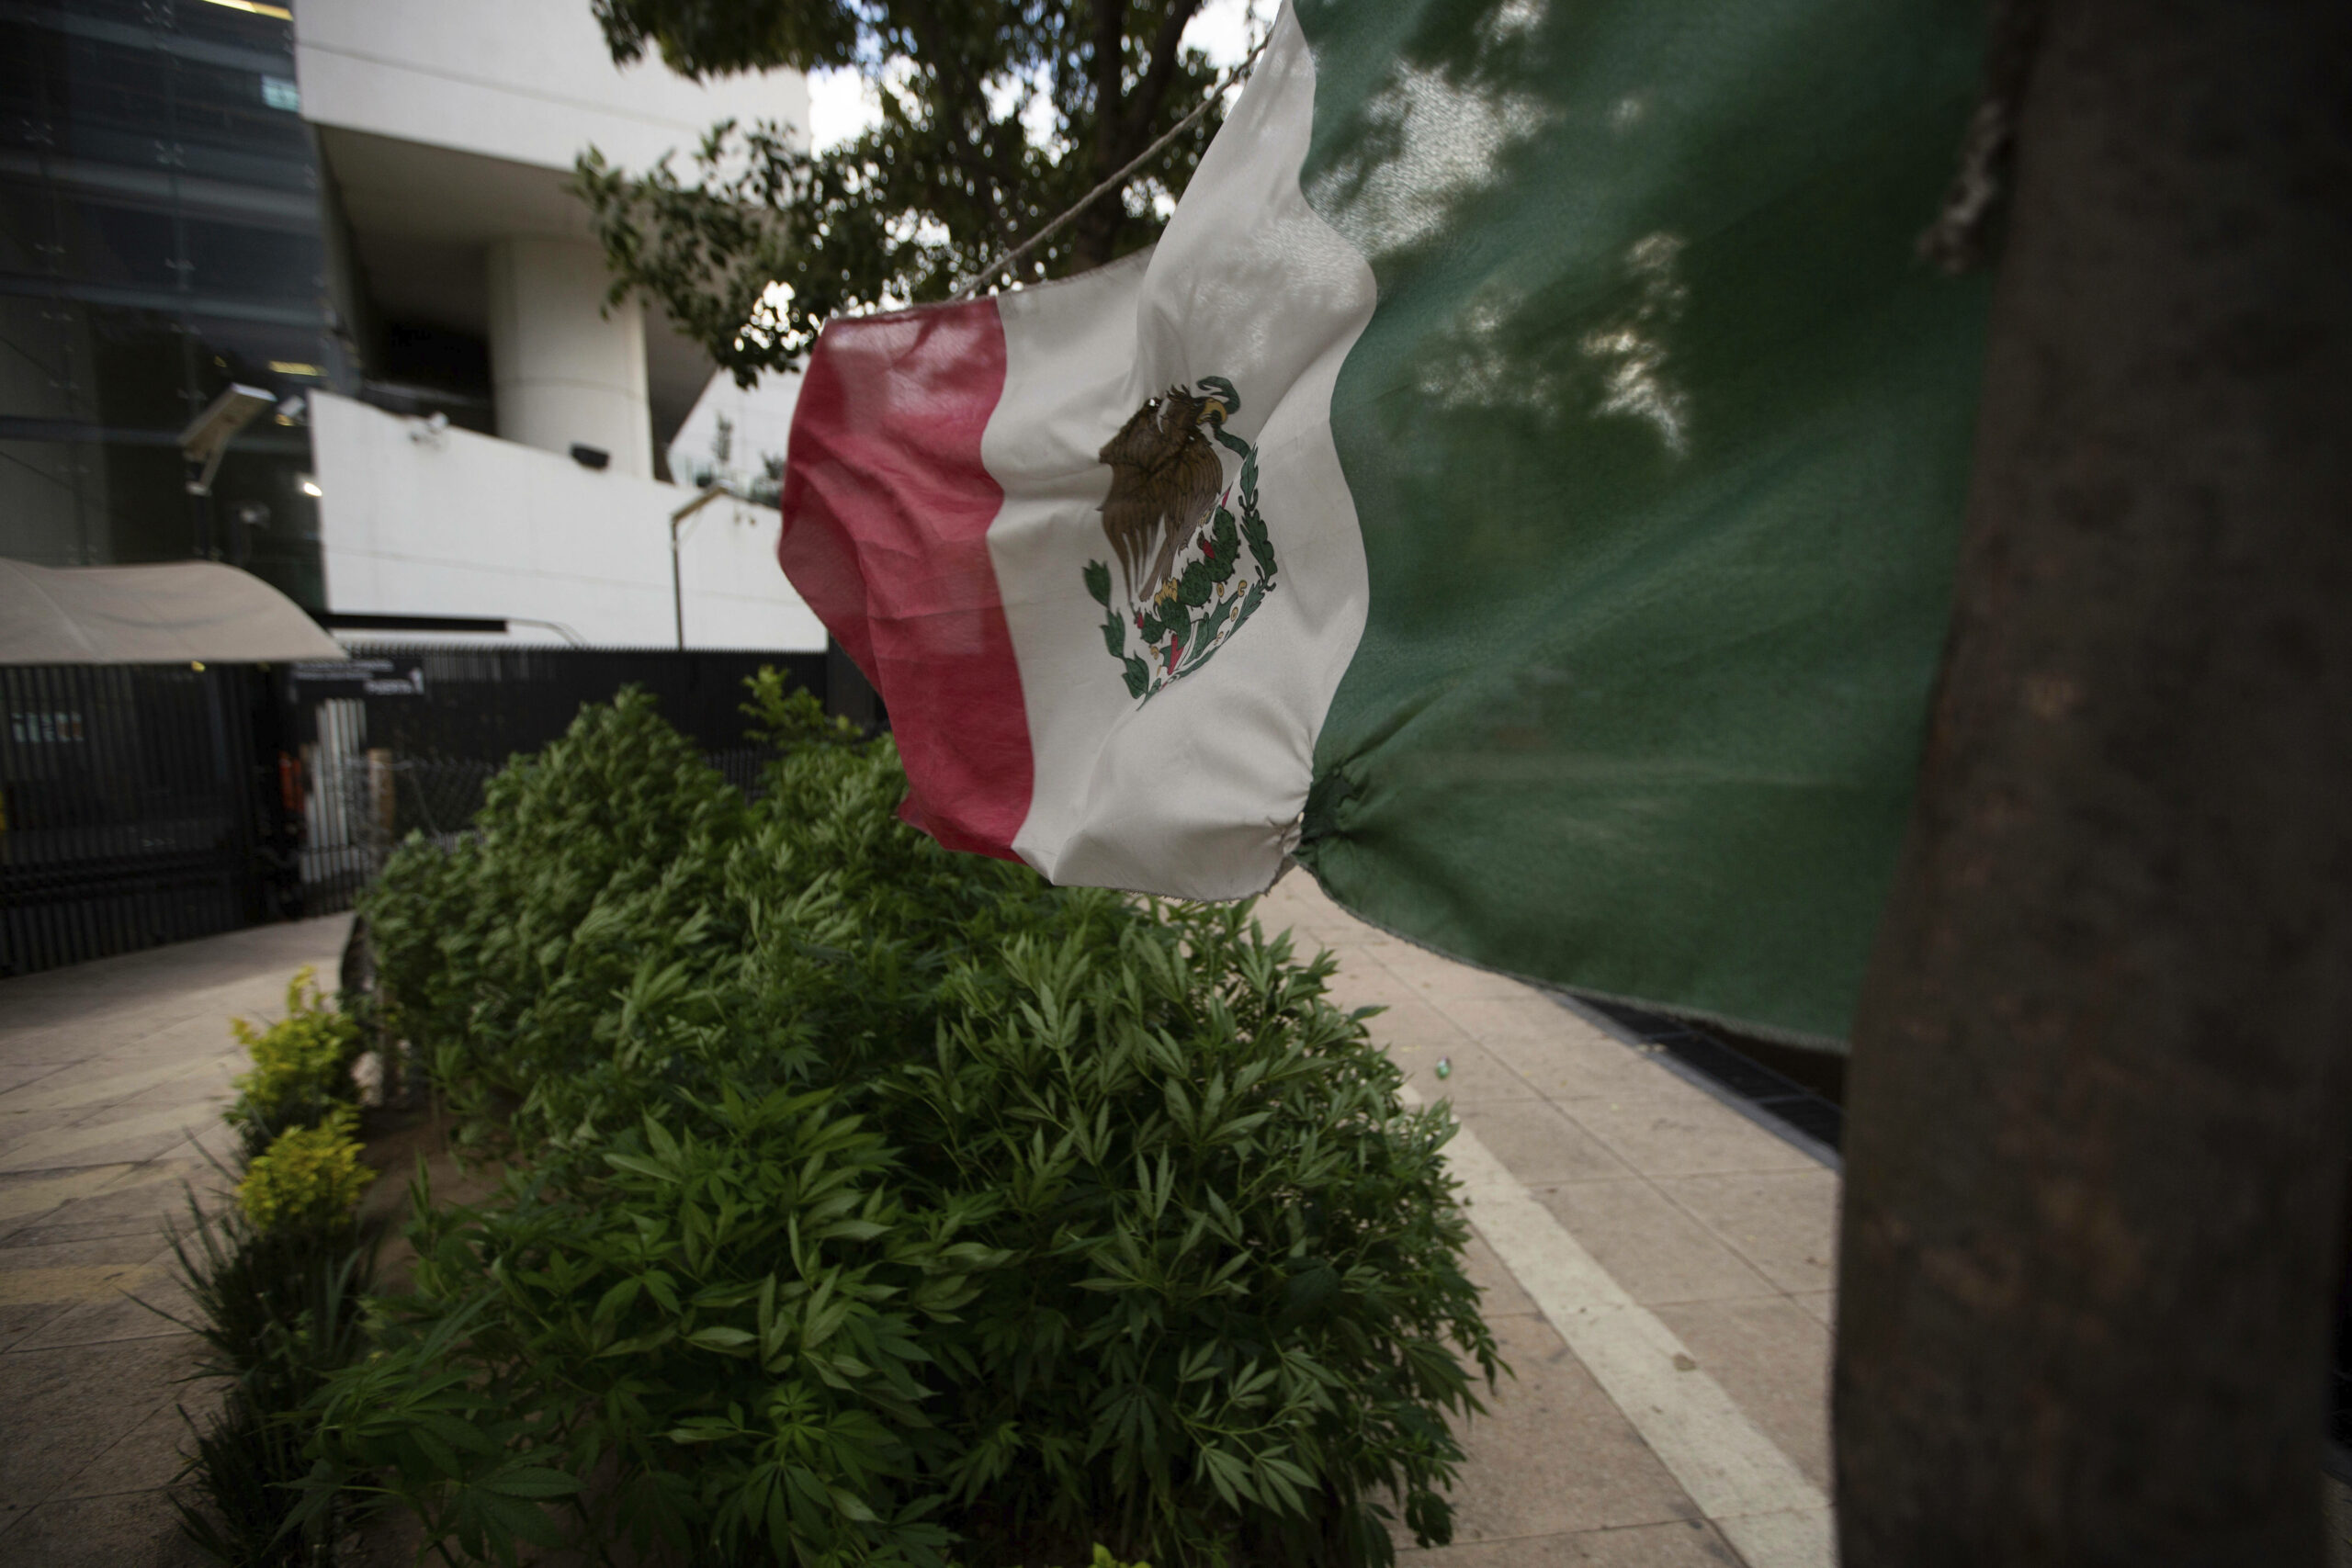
778 301 1032 859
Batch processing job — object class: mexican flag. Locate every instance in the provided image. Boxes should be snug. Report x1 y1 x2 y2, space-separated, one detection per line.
779 0 1989 1047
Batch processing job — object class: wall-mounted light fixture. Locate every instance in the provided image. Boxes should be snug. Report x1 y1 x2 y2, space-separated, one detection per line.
179 384 274 497
570 444 611 471
299 475 322 498
179 382 273 560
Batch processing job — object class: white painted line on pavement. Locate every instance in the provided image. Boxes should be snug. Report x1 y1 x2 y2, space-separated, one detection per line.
1404 1085 1834 1568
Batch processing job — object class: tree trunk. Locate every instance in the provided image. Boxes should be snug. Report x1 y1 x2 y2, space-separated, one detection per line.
1834 1 2352 1563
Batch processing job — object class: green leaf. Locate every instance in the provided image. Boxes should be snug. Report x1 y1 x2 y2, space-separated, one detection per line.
479 1467 583 1500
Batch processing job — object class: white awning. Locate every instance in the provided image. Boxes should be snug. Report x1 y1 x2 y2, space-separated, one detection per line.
0 558 348 666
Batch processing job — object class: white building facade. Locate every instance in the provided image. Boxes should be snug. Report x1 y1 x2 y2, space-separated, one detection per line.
292 0 823 650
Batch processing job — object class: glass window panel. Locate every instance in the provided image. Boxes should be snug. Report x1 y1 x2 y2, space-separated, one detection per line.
18 0 154 28
210 442 322 607
89 439 196 561
0 27 59 157
49 37 176 164
0 438 91 564
173 58 311 164
53 195 185 292
76 301 197 430
185 217 319 303
0 297 82 423
0 178 62 277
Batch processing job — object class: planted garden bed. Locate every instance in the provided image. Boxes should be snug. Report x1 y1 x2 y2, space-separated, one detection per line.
178 677 1501 1567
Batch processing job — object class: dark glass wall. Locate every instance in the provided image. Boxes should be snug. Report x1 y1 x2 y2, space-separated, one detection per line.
0 0 343 608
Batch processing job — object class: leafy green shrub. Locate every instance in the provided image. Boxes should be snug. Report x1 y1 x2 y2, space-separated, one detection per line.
227 966 362 1155
162 1189 376 1566
307 1091 980 1565
172 971 372 1563
334 682 1499 1566
238 1109 369 1235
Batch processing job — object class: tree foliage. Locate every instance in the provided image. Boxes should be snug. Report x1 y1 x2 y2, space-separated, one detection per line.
575 0 1242 384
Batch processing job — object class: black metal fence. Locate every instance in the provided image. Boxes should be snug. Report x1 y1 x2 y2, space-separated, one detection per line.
330 644 832 763
3 646 857 976
1 662 291 976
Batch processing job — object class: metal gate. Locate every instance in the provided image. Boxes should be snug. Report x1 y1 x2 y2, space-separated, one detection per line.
0 663 279 976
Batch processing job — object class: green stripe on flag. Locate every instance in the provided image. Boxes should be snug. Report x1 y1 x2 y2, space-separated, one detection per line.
1291 0 1992 1045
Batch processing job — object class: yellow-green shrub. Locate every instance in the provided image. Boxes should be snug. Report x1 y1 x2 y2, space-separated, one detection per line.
228 965 361 1152
237 1108 369 1235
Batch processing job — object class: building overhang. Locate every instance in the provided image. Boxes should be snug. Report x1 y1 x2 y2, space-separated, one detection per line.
315 126 716 457
0 558 349 665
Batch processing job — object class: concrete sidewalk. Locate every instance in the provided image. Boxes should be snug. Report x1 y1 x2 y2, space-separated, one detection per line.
1255 873 1838 1568
0 915 353 1567
0 887 1838 1567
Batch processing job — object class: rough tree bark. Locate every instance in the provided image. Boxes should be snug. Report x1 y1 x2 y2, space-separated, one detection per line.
1834 1 2352 1563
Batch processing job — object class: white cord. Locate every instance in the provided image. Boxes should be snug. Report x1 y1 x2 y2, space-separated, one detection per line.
949 28 1272 302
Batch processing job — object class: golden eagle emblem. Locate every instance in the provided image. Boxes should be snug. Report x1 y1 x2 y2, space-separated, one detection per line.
1084 376 1278 702
1098 382 1235 605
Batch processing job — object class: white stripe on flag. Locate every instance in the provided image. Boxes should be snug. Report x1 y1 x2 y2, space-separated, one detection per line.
988 3 1376 898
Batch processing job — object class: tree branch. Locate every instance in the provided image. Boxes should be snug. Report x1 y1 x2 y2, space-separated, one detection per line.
1120 0 1204 152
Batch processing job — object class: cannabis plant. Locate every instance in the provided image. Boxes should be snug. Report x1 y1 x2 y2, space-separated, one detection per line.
341 682 1498 1565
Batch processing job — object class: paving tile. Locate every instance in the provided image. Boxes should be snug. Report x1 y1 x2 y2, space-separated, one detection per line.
1531 1180 1776 1306
1397 1517 1744 1566
0 1062 66 1100
0 1232 175 1281
106 1068 240 1120
1432 1313 1705 1541
1656 1169 1840 1295
0 1337 198 1507
19 1263 193 1350
1459 1231 1538 1320
0 1299 69 1354
58 1392 218 1499
1439 1002 1688 1103
0 1235 177 1355
0 1055 226 1119
2 1162 211 1249
0 1028 116 1070
0 1104 219 1176
1367 946 1536 1001
1650 1296 1834 1493
1454 1100 1632 1185
0 918 346 1028
1558 1095 1819 1179
1327 972 1474 1037
1389 1041 1538 1107
0 1486 206 1567
0 1110 87 1167
0 1166 143 1236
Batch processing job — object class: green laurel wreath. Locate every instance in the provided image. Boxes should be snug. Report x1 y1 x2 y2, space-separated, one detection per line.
1085 379 1278 702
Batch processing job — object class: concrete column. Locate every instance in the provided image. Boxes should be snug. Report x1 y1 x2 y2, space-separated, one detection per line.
483 236 651 477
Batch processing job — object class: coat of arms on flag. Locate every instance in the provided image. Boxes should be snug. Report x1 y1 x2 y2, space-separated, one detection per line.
1088 375 1280 701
